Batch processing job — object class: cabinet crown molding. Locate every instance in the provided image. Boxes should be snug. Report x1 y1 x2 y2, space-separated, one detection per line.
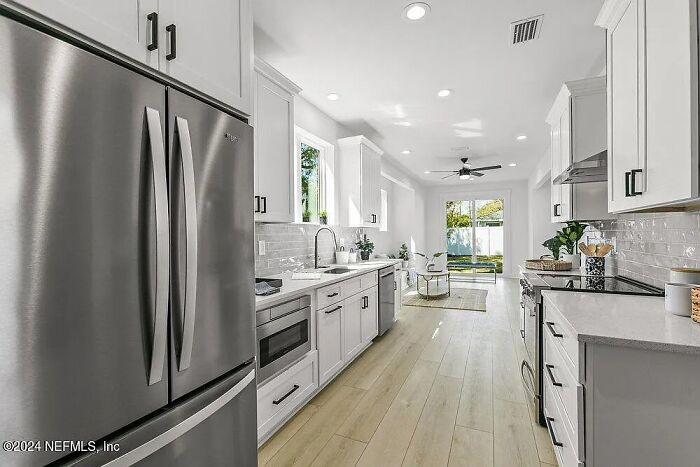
254 56 302 95
337 135 384 155
595 0 631 28
546 76 606 125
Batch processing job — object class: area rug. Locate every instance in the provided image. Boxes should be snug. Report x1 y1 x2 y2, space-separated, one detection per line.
403 288 488 312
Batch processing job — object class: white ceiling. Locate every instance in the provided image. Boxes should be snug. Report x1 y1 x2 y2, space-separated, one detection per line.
253 0 606 186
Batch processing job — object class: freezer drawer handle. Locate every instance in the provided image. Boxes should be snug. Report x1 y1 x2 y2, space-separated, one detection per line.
545 364 563 387
147 12 158 51
175 116 198 371
166 24 176 60
545 416 564 447
545 321 563 338
272 384 300 405
145 107 169 386
104 369 255 466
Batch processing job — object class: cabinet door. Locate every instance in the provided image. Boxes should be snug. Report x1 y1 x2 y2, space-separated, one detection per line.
642 0 698 207
558 107 573 221
361 289 378 344
317 306 344 385
607 0 642 212
254 72 294 222
342 294 364 361
360 145 375 226
11 0 159 67
550 121 564 223
159 0 252 113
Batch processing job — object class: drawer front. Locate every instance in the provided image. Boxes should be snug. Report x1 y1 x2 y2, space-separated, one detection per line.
317 283 343 308
544 301 579 377
257 351 318 440
361 271 378 290
544 379 582 467
544 329 583 454
343 276 363 298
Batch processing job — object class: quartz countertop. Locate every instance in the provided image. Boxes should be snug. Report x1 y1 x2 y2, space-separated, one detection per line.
256 259 401 310
541 290 700 354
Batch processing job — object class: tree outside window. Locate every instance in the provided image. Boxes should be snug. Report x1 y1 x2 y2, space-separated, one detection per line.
300 142 321 223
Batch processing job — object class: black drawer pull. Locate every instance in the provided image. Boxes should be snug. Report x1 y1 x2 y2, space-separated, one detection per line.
545 416 564 447
166 24 176 60
545 364 563 387
147 12 158 51
630 168 643 196
327 292 339 298
261 196 267 214
272 385 299 405
553 203 561 217
624 171 632 197
254 195 260 213
325 305 342 314
546 321 563 338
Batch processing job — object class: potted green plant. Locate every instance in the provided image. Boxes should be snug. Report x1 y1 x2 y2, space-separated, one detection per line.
355 235 374 261
319 210 328 225
542 237 563 260
302 209 311 223
414 252 446 272
557 221 588 268
398 243 410 268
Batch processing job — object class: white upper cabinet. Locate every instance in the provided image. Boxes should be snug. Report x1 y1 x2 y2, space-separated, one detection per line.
597 0 699 212
338 136 383 228
547 77 611 222
9 0 160 68
10 0 253 114
253 58 300 223
159 0 252 113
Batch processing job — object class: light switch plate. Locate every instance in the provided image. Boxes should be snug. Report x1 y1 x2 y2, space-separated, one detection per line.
258 240 266 256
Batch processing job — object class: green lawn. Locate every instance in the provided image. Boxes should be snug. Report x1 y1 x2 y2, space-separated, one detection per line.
447 255 503 274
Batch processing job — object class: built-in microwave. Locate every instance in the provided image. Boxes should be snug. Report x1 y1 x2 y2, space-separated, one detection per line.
256 295 312 384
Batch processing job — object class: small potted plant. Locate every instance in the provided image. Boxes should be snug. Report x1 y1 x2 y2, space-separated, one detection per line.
319 210 328 225
557 221 588 268
414 252 446 272
398 243 410 268
302 209 311 223
542 237 563 260
355 235 374 261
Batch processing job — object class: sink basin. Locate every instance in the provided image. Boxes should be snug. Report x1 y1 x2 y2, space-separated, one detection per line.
323 267 352 274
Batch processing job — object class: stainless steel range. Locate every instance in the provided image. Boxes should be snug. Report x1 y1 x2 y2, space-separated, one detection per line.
519 271 663 426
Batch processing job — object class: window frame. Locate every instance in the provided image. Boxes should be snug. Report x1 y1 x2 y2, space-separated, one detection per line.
294 126 335 224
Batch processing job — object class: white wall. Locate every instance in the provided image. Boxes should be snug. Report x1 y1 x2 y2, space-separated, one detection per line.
424 180 529 278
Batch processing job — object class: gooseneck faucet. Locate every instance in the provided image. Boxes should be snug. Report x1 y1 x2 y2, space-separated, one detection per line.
314 227 338 269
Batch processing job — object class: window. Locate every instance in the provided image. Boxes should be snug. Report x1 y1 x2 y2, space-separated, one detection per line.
295 127 335 224
379 189 388 231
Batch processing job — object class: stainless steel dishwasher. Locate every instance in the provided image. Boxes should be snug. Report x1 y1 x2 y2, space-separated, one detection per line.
378 266 396 336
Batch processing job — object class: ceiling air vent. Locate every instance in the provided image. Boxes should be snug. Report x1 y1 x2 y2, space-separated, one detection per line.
510 15 543 45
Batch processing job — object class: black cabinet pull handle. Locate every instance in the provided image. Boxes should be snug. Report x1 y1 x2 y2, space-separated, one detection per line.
546 321 563 338
545 364 563 387
166 24 176 60
624 171 632 197
520 329 525 339
272 385 299 405
394 281 397 291
254 195 260 213
630 169 643 196
325 305 342 314
147 12 158 51
553 203 561 217
327 292 339 298
545 416 564 447
261 196 267 214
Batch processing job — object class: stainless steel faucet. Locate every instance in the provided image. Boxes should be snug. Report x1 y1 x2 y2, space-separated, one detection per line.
314 227 338 269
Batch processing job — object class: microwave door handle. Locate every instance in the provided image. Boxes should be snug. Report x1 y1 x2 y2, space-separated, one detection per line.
145 107 169 385
175 116 198 371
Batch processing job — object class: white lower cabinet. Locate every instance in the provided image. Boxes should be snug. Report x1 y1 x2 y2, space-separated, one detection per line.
317 303 344 385
257 351 318 442
342 292 364 362
361 288 378 345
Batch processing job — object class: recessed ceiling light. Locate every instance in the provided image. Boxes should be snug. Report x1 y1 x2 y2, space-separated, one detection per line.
403 2 430 21
424 170 431 174
509 163 517 167
327 93 340 101
437 89 452 97
516 135 528 141
401 149 412 155
394 121 412 127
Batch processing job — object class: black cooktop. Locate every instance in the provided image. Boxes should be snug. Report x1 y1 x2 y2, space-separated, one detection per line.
538 274 664 296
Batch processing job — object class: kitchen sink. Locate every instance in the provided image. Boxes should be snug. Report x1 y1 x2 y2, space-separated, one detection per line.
323 267 352 274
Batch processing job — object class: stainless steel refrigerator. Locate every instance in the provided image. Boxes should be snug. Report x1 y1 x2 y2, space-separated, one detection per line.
0 13 256 467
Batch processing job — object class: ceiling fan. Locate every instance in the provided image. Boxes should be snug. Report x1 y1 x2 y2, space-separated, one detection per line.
431 157 503 180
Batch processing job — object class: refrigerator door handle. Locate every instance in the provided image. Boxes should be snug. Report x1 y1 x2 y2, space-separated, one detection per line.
175 116 198 371
103 369 256 466
146 107 170 386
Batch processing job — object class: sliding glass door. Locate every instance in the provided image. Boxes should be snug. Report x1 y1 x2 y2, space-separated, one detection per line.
446 198 504 278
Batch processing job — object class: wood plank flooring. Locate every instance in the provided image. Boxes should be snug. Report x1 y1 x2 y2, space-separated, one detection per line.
258 279 556 466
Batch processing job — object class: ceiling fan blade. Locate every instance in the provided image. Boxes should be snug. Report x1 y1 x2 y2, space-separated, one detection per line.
441 173 458 179
471 171 485 177
471 165 502 171
430 170 458 173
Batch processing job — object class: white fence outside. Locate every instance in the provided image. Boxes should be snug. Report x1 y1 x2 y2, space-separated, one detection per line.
447 226 503 256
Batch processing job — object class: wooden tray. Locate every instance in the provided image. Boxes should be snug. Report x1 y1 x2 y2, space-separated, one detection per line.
525 259 572 271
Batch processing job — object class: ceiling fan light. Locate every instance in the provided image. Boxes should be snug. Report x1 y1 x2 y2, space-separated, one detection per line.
459 174 469 180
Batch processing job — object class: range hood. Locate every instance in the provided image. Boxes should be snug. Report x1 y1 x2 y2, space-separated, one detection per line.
552 150 607 184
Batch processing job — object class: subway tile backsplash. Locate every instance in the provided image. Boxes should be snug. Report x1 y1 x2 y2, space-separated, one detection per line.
589 211 700 288
255 223 366 277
